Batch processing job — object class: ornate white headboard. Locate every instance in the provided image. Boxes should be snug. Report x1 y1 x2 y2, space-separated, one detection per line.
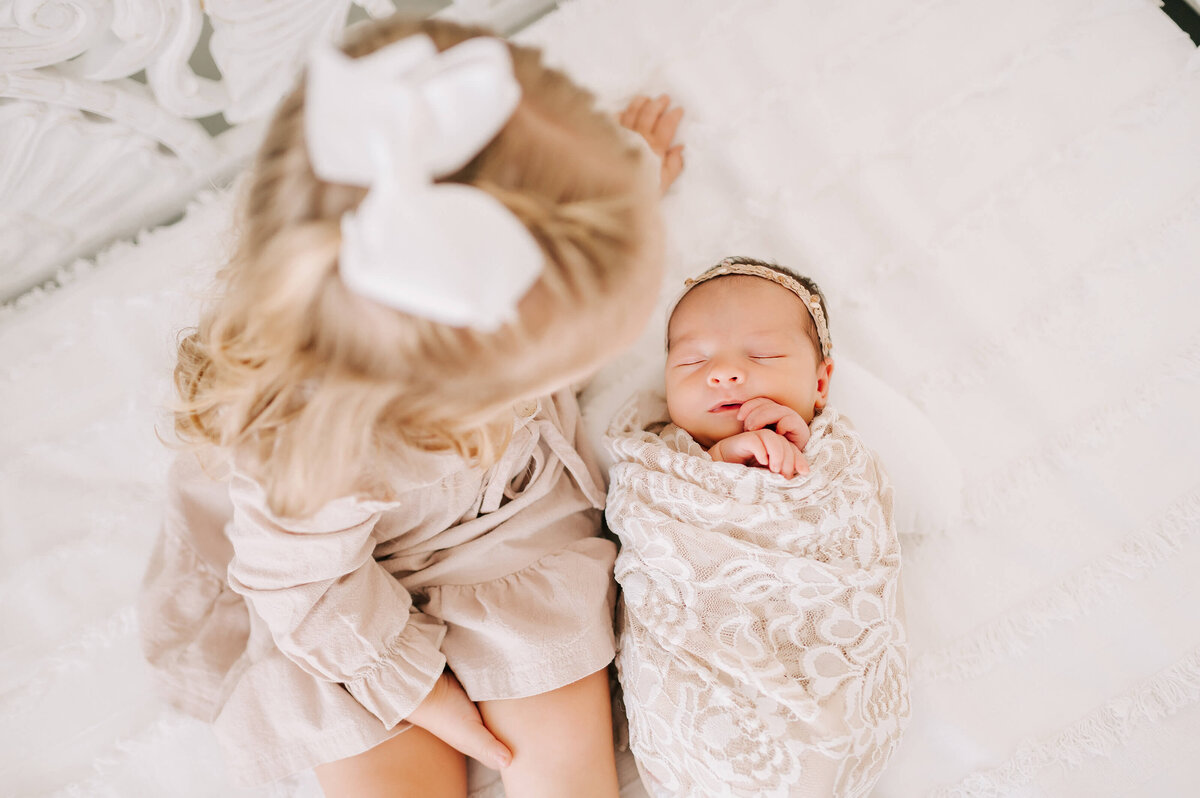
0 0 557 302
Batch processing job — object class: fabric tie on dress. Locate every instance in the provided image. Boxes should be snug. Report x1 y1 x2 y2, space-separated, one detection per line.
534 416 606 509
475 401 606 515
479 424 542 514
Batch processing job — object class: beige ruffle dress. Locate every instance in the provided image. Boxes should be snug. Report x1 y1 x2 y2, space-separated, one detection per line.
138 390 618 784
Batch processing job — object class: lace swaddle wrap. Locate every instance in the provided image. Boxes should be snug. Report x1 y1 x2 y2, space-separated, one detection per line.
606 396 910 798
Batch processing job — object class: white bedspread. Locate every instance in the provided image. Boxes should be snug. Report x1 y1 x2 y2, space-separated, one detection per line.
4 0 1200 795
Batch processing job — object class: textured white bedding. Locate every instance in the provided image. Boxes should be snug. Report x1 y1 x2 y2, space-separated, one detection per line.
4 0 1200 795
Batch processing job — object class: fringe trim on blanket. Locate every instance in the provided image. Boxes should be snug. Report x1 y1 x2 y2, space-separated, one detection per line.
0 186 233 321
930 646 1200 798
914 487 1200 685
0 256 98 320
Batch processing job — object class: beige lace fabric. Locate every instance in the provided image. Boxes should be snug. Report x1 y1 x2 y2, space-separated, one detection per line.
606 396 910 797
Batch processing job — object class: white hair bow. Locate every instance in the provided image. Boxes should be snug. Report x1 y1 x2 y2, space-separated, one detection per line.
304 34 543 331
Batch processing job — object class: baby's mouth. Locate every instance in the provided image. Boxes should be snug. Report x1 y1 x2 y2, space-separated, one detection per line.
709 401 743 414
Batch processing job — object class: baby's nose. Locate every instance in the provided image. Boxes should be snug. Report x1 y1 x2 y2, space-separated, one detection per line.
707 361 745 386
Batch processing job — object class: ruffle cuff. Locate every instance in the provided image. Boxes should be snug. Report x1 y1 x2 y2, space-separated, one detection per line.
344 613 448 728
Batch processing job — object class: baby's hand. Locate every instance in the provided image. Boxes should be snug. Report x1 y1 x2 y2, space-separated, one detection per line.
709 428 806 479
737 397 812 451
407 670 512 770
619 94 685 194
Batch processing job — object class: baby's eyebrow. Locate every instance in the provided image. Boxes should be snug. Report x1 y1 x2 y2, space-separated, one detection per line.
744 330 790 342
668 329 796 349
749 327 813 346
666 331 702 350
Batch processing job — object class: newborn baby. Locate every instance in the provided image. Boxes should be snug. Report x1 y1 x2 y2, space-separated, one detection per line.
665 258 834 480
605 257 910 798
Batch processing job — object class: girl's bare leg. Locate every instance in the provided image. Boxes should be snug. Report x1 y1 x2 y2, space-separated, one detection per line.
477 668 620 798
314 725 467 798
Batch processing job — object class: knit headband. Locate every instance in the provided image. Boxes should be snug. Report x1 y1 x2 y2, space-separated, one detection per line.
680 257 833 358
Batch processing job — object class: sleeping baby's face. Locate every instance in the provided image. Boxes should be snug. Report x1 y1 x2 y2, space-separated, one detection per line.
665 275 833 448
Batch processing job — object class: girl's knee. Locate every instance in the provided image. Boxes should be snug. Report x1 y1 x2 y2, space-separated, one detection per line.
313 726 467 798
478 670 619 797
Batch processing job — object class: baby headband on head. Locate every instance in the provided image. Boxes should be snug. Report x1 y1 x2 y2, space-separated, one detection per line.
684 257 833 358
304 34 543 332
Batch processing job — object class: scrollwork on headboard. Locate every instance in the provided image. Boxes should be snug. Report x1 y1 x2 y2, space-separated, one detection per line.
0 0 556 302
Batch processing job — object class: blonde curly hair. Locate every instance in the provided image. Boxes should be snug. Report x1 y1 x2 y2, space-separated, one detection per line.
173 15 662 517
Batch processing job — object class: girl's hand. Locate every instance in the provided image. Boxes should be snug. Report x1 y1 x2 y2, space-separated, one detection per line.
737 397 812 452
709 428 806 479
619 93 685 194
407 670 513 770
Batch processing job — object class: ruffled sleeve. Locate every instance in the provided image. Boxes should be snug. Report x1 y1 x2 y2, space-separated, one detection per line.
224 471 446 729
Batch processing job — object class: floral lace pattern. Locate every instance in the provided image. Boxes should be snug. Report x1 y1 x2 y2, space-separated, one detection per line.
606 398 910 797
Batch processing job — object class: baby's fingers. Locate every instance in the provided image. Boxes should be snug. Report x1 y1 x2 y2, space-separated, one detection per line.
741 407 778 433
739 435 769 469
739 398 785 432
776 415 811 448
762 432 789 474
777 438 796 479
786 439 806 479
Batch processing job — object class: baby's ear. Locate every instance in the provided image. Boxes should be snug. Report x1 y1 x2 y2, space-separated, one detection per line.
814 358 835 409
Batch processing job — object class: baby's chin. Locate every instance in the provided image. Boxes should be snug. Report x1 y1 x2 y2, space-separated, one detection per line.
673 418 740 449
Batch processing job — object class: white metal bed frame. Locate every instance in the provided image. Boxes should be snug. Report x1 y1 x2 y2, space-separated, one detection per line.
0 0 557 303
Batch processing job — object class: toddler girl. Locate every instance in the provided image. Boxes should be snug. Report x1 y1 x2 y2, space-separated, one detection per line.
606 257 910 797
138 15 682 798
